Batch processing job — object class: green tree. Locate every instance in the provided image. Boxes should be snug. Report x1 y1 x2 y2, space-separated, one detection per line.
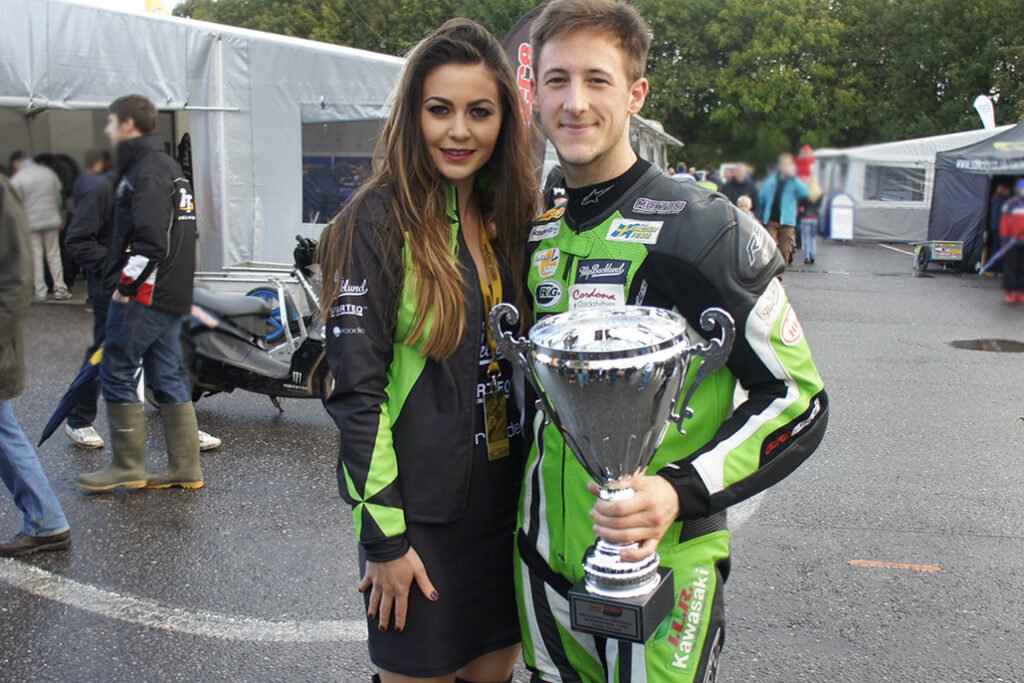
176 0 1024 169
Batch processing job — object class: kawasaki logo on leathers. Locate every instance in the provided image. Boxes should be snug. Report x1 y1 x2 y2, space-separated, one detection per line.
668 566 712 671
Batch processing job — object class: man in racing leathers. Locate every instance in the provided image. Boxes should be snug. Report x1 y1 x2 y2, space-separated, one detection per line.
515 1 829 681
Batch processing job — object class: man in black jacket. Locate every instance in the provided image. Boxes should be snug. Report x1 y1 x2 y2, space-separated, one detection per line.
64 149 222 453
77 95 203 492
64 150 114 449
720 162 759 216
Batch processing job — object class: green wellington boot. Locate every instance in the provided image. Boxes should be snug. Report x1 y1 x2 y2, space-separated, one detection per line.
146 402 204 490
76 402 149 491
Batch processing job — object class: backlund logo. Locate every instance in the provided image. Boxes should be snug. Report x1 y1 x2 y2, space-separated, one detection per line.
666 566 712 672
606 218 663 244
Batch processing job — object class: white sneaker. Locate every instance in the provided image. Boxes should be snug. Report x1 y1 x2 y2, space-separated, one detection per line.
198 430 222 452
53 290 73 301
65 424 104 449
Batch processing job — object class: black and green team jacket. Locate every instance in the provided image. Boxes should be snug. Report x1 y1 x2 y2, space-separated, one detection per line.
324 184 508 562
521 166 829 564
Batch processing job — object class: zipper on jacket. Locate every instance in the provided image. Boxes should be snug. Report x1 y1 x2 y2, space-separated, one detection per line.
559 442 567 565
562 253 575 283
446 184 481 509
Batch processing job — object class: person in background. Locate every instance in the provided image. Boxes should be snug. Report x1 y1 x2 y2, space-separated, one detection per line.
759 152 810 268
988 183 1012 272
722 162 759 216
62 150 222 453
672 161 695 182
76 95 204 492
9 150 71 302
542 163 567 209
736 194 755 218
63 150 115 448
796 146 822 265
696 166 718 192
999 178 1024 303
0 173 72 557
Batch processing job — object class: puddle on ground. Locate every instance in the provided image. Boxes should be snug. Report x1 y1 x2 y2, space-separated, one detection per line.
948 339 1024 353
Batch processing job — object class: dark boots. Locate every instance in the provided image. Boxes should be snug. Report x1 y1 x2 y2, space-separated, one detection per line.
76 402 149 491
146 402 204 489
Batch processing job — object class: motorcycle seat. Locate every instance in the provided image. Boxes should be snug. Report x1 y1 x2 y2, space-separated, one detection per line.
193 288 273 318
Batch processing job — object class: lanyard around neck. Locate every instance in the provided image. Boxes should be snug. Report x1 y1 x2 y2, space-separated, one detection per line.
478 227 503 376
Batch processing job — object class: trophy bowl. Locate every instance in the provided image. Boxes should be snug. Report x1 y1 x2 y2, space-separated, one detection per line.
491 303 734 606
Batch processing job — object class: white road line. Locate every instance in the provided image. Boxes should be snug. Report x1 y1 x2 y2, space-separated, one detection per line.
877 244 916 257
730 491 765 528
0 558 367 643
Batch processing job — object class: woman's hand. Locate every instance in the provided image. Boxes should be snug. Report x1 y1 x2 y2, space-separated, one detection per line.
358 546 438 633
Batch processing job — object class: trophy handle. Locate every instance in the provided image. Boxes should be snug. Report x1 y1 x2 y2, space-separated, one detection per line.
670 307 736 435
489 302 561 429
489 303 532 376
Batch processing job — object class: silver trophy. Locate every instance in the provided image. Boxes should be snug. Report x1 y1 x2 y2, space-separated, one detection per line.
489 303 734 642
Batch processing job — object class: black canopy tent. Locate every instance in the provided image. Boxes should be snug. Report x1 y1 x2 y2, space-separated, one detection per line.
928 122 1024 269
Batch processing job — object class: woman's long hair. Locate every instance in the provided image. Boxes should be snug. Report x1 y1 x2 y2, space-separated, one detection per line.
319 19 537 360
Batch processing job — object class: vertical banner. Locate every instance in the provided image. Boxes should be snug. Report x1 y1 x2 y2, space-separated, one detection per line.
501 4 549 180
973 95 996 130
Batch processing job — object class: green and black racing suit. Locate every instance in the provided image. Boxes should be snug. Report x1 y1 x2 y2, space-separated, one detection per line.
516 161 829 682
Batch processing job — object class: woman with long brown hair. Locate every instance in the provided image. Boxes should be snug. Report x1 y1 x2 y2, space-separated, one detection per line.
319 19 536 683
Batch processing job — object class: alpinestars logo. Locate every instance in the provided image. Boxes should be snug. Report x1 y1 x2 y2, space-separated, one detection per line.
581 186 613 205
747 222 774 268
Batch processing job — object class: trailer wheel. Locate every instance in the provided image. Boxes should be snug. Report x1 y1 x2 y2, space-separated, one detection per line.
914 246 930 274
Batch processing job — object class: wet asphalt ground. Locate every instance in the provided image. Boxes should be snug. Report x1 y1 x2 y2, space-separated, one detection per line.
1 241 1022 682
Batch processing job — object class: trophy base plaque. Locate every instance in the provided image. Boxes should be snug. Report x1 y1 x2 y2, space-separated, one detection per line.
568 567 675 643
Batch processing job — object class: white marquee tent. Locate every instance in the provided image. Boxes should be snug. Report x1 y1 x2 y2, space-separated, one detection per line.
0 0 404 269
815 125 1012 242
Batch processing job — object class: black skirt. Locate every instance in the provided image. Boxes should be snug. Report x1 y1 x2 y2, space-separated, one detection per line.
360 325 524 677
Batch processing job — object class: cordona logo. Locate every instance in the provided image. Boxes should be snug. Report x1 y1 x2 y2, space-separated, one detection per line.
535 280 563 309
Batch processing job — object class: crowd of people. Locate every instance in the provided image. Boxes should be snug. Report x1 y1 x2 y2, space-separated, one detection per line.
669 146 824 270
1 95 225 557
988 179 1024 302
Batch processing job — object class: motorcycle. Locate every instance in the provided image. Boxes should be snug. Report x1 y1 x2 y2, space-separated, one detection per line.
181 236 333 410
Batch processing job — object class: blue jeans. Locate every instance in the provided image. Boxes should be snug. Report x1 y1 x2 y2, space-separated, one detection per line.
101 300 191 405
800 217 818 261
0 400 70 537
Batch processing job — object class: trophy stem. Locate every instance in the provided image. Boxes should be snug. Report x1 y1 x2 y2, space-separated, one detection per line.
584 486 661 599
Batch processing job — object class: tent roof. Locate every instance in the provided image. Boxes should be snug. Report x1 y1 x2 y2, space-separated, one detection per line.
935 121 1024 174
815 125 1014 165
633 114 684 147
0 0 403 114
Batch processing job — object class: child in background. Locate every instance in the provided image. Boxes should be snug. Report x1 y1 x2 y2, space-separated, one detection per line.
737 194 755 217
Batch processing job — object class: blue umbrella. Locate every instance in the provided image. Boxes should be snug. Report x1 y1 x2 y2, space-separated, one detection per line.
979 238 1020 276
37 342 104 446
